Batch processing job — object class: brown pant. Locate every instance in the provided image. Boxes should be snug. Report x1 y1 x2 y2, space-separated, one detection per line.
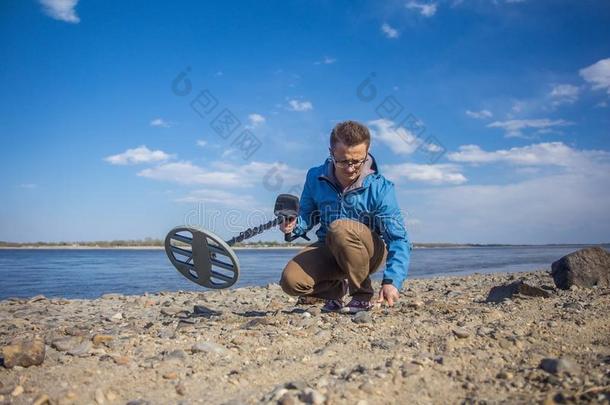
280 219 387 301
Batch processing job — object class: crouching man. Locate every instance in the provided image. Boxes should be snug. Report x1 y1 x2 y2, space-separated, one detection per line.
279 120 411 313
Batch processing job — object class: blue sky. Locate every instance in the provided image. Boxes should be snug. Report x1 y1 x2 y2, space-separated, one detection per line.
1 0 609 244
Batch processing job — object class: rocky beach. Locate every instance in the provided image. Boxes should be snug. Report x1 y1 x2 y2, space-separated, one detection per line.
1 263 609 404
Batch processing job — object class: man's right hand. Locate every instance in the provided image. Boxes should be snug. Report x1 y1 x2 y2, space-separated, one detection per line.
279 217 297 234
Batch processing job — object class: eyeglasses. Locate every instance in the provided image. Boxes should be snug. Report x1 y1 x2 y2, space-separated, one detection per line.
329 149 368 169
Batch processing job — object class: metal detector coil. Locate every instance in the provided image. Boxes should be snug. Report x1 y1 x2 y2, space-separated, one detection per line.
165 227 240 289
165 194 306 289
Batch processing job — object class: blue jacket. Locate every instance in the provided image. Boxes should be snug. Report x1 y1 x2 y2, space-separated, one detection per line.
293 154 411 289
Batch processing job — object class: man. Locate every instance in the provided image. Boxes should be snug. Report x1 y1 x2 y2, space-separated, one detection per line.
279 120 411 313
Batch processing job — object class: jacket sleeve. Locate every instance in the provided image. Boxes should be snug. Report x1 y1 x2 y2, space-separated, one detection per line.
376 181 411 290
294 169 319 236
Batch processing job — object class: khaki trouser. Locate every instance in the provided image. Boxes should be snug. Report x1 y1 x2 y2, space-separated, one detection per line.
280 219 387 301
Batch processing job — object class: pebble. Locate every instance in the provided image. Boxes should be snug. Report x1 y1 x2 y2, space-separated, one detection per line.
113 355 130 365
108 312 123 322
306 307 322 316
92 334 114 346
2 337 45 368
67 340 92 357
300 388 325 404
285 381 307 391
163 371 178 380
452 328 470 339
278 392 298 405
191 341 227 355
539 357 581 375
32 394 51 405
94 388 105 404
352 311 373 324
165 349 187 361
176 383 186 395
11 385 24 397
407 300 424 309
359 381 375 394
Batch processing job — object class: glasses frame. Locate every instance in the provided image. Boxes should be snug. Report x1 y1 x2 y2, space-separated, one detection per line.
329 148 368 170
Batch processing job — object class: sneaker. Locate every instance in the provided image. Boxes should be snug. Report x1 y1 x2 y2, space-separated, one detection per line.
321 299 344 312
339 299 373 314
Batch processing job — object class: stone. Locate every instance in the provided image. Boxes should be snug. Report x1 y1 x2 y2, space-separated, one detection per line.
2 337 45 368
165 349 187 362
551 247 610 289
306 307 322 316
92 334 114 346
94 388 105 404
539 357 580 375
67 340 92 357
110 312 123 321
452 328 470 339
300 388 325 404
191 342 227 355
11 385 24 397
193 305 222 317
28 295 47 303
113 355 130 365
285 381 307 391
126 400 151 405
278 392 298 405
163 372 178 380
32 394 51 405
486 280 551 303
352 311 373 324
175 383 186 396
51 337 82 352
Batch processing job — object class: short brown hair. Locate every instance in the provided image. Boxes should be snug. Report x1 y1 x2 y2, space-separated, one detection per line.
330 120 371 149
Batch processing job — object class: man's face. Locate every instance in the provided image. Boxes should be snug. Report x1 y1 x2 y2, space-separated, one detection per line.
330 142 369 186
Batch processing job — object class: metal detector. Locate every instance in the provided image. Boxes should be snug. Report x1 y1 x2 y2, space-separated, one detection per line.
164 194 308 289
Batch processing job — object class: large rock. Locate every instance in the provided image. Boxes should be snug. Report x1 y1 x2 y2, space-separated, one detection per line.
486 280 550 303
551 247 610 290
2 337 45 368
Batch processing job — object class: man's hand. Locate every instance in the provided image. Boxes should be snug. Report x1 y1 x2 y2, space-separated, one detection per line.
377 284 399 307
279 217 296 234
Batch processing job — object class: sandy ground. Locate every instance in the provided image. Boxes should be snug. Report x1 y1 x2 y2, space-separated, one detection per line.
1 269 609 405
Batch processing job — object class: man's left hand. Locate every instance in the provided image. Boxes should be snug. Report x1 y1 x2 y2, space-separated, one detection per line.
377 284 399 307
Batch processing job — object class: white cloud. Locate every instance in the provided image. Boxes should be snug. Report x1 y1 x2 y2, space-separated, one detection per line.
579 58 610 94
447 142 610 171
196 140 207 148
383 163 467 185
381 23 399 39
39 0 79 23
18 184 37 189
150 118 170 128
104 146 172 166
314 56 337 65
487 118 573 138
549 84 580 106
465 109 493 119
406 1 437 17
287 100 313 112
368 118 423 155
248 113 266 127
138 160 305 189
402 169 610 244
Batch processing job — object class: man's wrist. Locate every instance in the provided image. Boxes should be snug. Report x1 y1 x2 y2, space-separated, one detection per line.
382 278 394 285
